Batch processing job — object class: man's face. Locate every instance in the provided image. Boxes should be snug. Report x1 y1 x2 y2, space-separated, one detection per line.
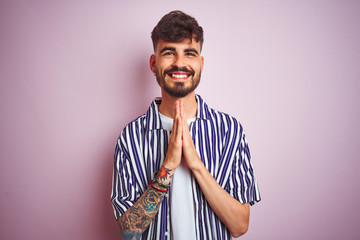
150 38 204 98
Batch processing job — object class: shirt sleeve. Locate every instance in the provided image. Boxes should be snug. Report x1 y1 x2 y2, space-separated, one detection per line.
227 129 261 206
110 136 140 219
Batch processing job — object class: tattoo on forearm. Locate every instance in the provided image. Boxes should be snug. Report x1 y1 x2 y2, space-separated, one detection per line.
144 190 160 212
118 165 174 239
118 186 166 239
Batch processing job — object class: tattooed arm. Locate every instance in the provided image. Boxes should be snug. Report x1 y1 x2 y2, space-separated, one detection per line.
118 166 173 240
118 102 184 239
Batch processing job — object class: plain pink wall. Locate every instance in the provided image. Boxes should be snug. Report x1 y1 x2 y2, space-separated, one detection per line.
1 0 360 239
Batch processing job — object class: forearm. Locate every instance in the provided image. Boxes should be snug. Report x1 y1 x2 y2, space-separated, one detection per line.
118 186 165 240
191 163 250 238
118 166 173 240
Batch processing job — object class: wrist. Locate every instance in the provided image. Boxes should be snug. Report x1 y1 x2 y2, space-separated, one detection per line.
162 158 179 171
188 157 205 173
154 165 173 185
148 180 170 193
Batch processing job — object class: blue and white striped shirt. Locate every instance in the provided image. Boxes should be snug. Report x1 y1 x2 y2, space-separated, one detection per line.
111 95 261 240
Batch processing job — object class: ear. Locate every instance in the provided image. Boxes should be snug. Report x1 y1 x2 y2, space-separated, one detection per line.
149 54 156 73
200 56 204 72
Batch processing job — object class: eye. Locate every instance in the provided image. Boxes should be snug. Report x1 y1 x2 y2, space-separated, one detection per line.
163 52 174 56
186 52 196 57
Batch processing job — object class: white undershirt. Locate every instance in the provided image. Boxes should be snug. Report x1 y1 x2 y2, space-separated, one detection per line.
159 113 197 240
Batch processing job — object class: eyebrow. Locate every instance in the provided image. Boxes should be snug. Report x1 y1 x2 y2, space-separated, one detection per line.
160 47 176 54
159 47 199 55
184 48 199 55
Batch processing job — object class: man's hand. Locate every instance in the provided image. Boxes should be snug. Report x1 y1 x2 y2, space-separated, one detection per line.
118 102 185 240
177 100 250 238
162 101 183 171
181 105 204 171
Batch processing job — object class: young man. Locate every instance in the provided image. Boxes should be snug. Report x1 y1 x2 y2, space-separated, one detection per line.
111 10 261 240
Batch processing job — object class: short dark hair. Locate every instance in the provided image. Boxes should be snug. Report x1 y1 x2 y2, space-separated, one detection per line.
151 10 204 51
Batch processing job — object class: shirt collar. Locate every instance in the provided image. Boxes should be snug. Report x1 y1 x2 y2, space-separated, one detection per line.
145 94 210 131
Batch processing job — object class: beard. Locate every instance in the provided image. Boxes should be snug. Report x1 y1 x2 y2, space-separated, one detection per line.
155 67 201 98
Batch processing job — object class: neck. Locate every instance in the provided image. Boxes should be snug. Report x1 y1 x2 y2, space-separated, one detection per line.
158 91 197 120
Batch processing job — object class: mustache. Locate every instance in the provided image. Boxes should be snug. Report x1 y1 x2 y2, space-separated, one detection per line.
164 67 194 76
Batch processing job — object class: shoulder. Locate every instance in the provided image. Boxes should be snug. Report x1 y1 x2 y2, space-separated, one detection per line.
114 113 147 159
118 114 147 140
205 103 244 136
197 95 243 130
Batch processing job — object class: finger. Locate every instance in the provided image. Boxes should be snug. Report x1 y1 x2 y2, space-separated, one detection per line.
179 102 184 138
171 101 179 133
178 116 183 139
172 118 178 140
180 101 184 118
174 102 184 142
175 101 180 118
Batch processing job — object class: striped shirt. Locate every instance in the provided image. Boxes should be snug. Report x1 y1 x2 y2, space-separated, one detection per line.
111 95 261 240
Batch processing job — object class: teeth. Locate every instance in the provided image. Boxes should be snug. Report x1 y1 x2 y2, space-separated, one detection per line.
172 74 188 78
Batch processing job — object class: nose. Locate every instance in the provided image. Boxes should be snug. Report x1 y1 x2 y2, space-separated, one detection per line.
172 54 187 69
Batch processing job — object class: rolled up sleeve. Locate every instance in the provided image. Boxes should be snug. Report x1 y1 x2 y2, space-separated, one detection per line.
228 131 261 206
110 137 139 219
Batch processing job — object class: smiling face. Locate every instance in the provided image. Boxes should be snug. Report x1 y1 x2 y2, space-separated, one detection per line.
150 38 204 98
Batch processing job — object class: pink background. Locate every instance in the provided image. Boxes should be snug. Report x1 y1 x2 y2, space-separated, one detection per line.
1 0 360 239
